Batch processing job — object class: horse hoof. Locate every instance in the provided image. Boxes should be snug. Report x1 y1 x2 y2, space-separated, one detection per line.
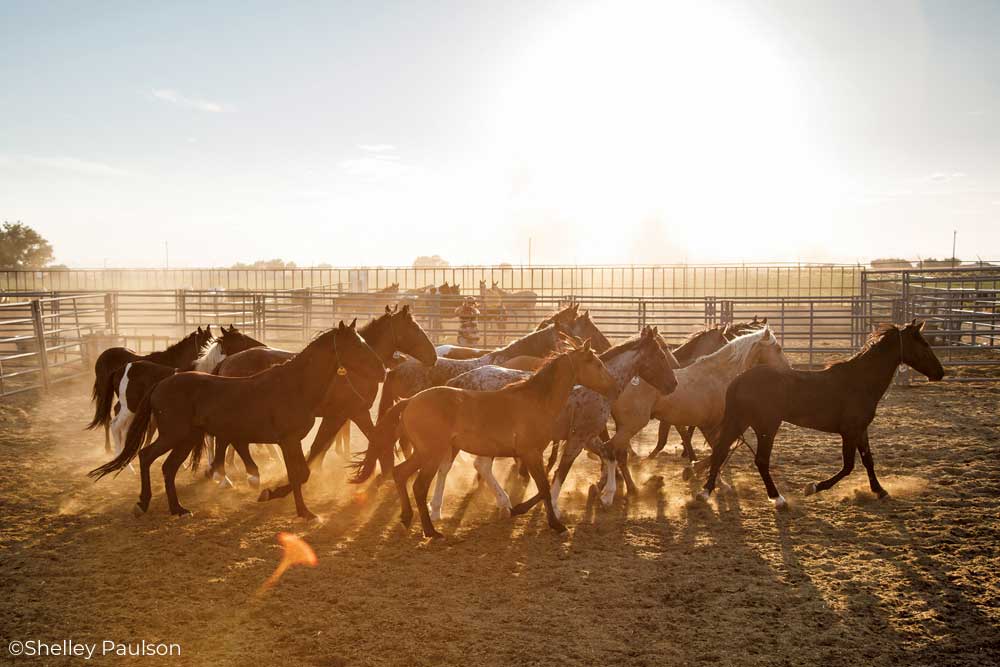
217 476 234 490
173 509 193 518
497 506 512 519
299 511 319 522
772 495 788 511
257 489 271 502
600 491 615 508
877 489 890 500
803 482 818 496
247 474 260 489
425 530 445 540
696 489 710 502
400 512 414 528
681 467 693 481
550 521 568 534
133 503 147 518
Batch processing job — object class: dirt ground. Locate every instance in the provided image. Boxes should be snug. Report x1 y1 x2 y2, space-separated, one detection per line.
1 377 998 667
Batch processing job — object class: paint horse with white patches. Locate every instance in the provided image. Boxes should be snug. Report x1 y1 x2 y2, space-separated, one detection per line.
443 326 678 522
699 321 944 509
89 322 385 520
106 326 265 460
608 327 790 495
351 339 618 537
88 326 215 452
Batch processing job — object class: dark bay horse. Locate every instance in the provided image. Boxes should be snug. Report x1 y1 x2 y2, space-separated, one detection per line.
105 326 265 458
209 305 436 490
350 340 618 537
88 326 215 451
89 321 384 520
699 320 944 509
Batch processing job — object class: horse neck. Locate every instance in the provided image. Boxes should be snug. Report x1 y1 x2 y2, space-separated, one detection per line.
687 335 757 382
147 337 197 369
842 334 900 397
192 340 224 372
489 328 554 362
602 348 641 393
518 356 577 417
358 317 394 365
278 334 339 406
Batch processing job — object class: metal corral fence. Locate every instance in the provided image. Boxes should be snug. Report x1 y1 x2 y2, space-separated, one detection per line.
862 266 1000 381
1 263 863 298
4 265 998 396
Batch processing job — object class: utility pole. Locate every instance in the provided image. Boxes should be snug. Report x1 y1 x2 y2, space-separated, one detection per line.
951 230 957 268
528 237 532 267
165 241 170 269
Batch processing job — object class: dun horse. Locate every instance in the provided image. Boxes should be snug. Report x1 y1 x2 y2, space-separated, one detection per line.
699 320 944 508
89 322 384 520
351 340 618 537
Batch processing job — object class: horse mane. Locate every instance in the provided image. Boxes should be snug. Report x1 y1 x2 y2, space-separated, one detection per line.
493 323 557 357
162 330 199 355
358 311 391 339
534 303 577 330
599 333 646 363
500 350 568 393
193 338 225 372
695 327 773 369
828 324 898 368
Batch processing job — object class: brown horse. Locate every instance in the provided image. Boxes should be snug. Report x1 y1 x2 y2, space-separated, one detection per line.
89 321 384 520
88 326 215 451
208 305 435 488
351 340 618 537
699 320 945 509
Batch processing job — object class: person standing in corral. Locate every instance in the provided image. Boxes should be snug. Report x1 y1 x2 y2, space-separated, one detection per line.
454 296 481 346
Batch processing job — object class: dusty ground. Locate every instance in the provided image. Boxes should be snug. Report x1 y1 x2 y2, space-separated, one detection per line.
1 377 998 667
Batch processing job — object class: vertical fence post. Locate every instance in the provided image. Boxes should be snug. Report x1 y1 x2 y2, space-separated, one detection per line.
31 299 50 391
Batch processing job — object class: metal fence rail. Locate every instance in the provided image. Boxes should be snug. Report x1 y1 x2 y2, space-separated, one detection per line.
1 263 863 298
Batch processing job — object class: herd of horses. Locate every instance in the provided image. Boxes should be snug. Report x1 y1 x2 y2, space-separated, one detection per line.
86 301 945 537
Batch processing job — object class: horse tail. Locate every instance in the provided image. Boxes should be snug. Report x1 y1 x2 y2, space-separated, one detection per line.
87 364 116 431
187 432 210 472
349 399 409 484
88 390 153 480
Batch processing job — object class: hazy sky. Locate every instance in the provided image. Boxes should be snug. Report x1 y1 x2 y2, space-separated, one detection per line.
1 0 998 267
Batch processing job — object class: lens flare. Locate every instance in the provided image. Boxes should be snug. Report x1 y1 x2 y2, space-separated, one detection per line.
257 532 318 594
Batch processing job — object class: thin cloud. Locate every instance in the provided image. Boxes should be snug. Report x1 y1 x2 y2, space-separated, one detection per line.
926 171 966 184
23 156 128 176
358 144 396 153
151 88 231 113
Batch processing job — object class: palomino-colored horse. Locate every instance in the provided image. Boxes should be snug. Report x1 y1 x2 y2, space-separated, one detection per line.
350 339 618 537
609 327 790 495
700 321 944 509
443 326 678 521
90 322 384 520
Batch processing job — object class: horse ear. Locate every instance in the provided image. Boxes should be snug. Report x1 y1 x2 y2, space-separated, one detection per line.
337 320 345 330
385 305 392 314
349 318 357 329
761 317 767 324
197 326 202 333
582 339 592 352
917 320 925 331
910 318 918 327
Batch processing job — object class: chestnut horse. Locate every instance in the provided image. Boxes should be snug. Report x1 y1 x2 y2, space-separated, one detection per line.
89 321 384 520
88 326 215 451
699 320 944 509
350 340 618 537
444 327 678 521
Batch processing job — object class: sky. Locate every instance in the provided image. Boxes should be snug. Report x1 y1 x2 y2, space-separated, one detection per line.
1 0 998 268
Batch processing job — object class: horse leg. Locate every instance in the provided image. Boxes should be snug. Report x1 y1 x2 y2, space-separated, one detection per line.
647 420 671 459
280 439 315 520
806 432 856 497
162 437 198 516
680 426 697 462
545 441 560 472
750 427 786 510
233 442 260 488
699 416 746 500
306 415 347 470
136 436 172 515
412 460 445 539
473 455 512 516
856 430 887 498
104 422 112 454
393 455 421 528
514 434 586 518
615 444 640 496
428 450 457 522
522 450 566 533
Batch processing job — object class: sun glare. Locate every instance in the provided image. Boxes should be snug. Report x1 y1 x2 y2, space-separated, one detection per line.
494 1 838 262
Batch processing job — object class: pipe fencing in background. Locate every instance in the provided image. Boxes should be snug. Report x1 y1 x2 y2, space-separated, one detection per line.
2 264 998 396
